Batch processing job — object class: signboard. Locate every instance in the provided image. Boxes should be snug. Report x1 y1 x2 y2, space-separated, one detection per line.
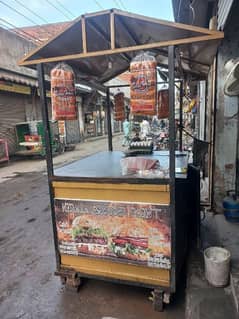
55 198 171 269
0 81 31 95
58 120 66 138
86 123 95 137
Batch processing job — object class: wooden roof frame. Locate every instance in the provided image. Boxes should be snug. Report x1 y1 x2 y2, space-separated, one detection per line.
18 8 224 67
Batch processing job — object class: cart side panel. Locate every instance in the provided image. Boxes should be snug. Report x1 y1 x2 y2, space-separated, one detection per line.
174 166 200 281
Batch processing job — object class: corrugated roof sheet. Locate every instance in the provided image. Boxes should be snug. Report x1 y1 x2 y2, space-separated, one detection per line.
17 21 72 42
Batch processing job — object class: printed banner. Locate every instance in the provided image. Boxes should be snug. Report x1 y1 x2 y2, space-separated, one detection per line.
51 63 77 120
130 53 157 115
55 199 171 269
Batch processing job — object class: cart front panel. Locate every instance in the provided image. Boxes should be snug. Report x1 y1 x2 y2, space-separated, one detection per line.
53 181 171 288
61 254 170 287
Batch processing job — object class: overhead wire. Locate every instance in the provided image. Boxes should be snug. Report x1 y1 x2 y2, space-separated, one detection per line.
0 17 41 41
0 18 41 42
12 0 50 24
0 0 42 26
118 0 127 10
0 23 12 31
0 17 42 43
94 0 104 10
45 0 72 20
0 0 55 39
55 0 75 18
113 0 123 10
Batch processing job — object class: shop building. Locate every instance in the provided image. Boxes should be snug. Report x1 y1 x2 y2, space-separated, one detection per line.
172 0 239 211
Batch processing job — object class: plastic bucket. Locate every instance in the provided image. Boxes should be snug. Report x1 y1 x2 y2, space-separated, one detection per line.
204 247 230 287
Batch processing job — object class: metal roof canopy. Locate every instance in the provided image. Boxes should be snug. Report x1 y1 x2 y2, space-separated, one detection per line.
18 8 223 87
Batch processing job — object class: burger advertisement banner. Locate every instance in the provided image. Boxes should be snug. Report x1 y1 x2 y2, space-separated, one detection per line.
55 198 171 270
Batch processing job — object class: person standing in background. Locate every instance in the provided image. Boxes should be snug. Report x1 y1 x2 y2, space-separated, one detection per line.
122 118 130 146
152 115 158 130
140 118 150 140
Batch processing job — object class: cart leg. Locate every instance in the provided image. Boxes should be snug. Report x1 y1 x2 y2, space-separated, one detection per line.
65 272 81 292
153 289 164 312
56 270 82 292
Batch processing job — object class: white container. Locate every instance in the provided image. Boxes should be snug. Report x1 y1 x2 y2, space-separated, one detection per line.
204 246 231 287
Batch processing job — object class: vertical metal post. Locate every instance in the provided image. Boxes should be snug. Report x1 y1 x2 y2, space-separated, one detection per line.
168 46 176 292
106 87 113 151
37 63 53 175
236 105 239 198
179 81 183 151
37 63 60 269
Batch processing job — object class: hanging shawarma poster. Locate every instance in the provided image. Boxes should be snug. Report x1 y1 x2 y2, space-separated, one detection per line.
130 52 157 115
51 63 77 120
55 198 171 269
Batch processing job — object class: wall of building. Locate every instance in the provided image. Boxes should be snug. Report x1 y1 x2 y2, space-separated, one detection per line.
213 0 239 211
0 28 36 77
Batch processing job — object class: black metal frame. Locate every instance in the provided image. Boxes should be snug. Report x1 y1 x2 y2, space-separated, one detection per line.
179 81 183 152
37 63 61 270
36 45 178 293
106 80 182 89
106 87 113 151
168 46 176 292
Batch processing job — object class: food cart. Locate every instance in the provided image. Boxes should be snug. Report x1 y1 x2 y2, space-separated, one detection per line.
19 9 223 310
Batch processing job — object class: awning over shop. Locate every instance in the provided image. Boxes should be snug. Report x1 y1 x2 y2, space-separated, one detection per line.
0 69 38 87
18 9 223 84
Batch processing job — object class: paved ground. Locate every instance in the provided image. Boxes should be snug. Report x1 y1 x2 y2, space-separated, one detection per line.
0 135 123 183
0 135 185 319
185 213 237 319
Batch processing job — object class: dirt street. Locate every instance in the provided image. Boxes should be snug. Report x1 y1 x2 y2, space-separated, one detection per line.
0 136 185 319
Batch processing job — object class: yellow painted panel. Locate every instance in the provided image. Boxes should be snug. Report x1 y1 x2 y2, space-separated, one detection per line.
53 181 170 204
53 181 168 192
61 254 170 287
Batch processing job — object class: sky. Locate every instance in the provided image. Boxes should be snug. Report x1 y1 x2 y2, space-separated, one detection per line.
0 0 174 29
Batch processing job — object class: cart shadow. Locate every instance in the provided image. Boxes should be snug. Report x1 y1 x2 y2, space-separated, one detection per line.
59 276 185 319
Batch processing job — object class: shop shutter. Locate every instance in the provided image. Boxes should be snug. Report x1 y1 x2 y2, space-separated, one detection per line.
0 92 26 155
65 119 80 144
